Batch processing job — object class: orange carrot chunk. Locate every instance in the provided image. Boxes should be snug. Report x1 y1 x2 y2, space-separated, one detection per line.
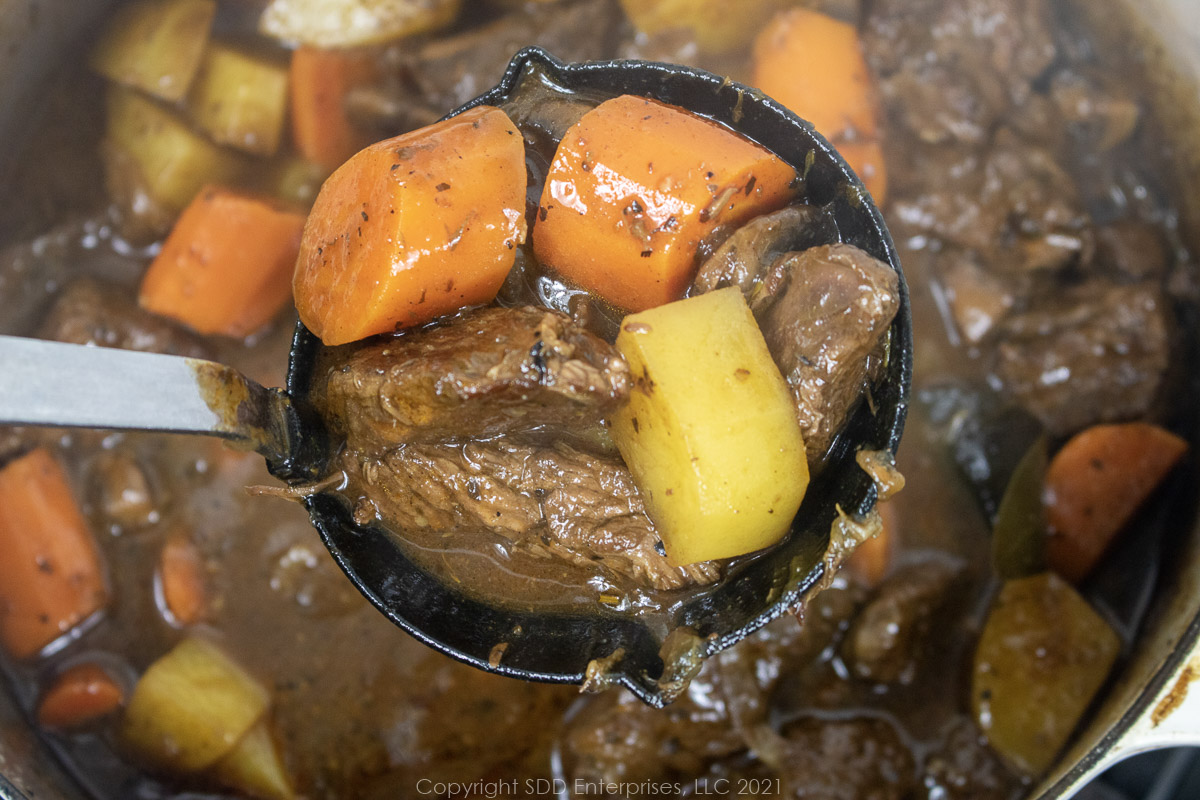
289 45 377 172
139 186 306 338
293 105 528 346
0 448 109 660
846 499 897 587
158 533 210 627
37 663 125 729
831 140 888 206
1045 422 1188 583
752 9 887 204
533 95 797 312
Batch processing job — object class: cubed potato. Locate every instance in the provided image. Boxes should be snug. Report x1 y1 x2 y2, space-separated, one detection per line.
120 637 270 772
619 0 802 54
106 86 245 215
260 0 462 48
90 0 216 101
971 572 1121 776
211 720 295 800
188 43 290 157
611 287 808 566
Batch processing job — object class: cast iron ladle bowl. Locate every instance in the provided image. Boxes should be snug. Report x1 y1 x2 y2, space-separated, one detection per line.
0 47 911 706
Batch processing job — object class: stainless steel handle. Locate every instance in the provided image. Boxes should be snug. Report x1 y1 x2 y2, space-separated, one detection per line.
0 335 293 462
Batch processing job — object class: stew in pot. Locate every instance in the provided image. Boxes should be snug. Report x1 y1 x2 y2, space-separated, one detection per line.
0 0 1196 798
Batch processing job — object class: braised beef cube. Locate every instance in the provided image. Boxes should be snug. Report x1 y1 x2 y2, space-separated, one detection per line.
346 440 718 591
864 0 1056 104
404 0 621 113
940 254 1017 344
887 129 1092 276
317 306 630 453
691 205 837 309
757 244 900 463
0 427 29 466
1095 219 1171 282
1050 70 1141 152
0 218 144 337
564 683 746 786
877 63 1000 147
923 718 1024 800
776 716 917 800
40 277 210 357
982 129 1093 273
91 450 158 529
991 282 1171 436
841 560 961 685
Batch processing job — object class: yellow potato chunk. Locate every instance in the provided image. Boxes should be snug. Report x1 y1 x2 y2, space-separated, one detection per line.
611 287 808 566
211 720 295 800
188 43 290 157
90 0 216 102
619 0 802 54
120 637 270 772
971 572 1120 776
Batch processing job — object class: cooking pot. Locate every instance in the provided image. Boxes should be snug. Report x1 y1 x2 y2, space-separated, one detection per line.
0 1 1198 798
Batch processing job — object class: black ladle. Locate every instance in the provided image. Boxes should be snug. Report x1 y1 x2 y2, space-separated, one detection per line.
0 48 910 706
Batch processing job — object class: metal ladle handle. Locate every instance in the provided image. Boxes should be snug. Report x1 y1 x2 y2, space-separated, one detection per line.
0 335 293 463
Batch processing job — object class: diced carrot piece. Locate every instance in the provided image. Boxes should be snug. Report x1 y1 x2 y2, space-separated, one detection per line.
139 186 306 338
37 663 125 729
289 46 377 172
1045 422 1188 583
753 9 879 142
833 140 888 205
293 105 528 346
0 448 108 660
533 95 797 312
159 533 209 626
846 499 896 586
752 9 887 204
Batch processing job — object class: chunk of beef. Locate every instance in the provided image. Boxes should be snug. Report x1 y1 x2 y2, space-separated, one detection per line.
990 282 1171 436
757 244 900 462
1049 69 1141 153
877 63 1003 148
922 718 1023 800
841 560 961 685
565 686 747 787
317 306 630 454
1094 219 1171 282
889 130 1092 275
40 277 209 358
565 615 813 787
691 205 837 309
0 218 146 337
346 440 718 591
774 716 917 800
0 427 29 466
717 585 867 731
939 253 1017 344
865 0 1057 138
402 0 621 113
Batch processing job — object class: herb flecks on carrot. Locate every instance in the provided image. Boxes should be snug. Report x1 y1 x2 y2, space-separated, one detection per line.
139 186 305 338
293 105 528 346
289 45 377 172
533 95 797 312
37 663 125 730
1045 422 1187 583
0 448 109 660
752 9 888 203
